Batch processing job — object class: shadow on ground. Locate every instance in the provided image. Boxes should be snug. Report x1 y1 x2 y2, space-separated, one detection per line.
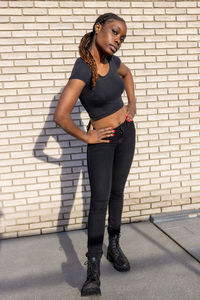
33 91 88 289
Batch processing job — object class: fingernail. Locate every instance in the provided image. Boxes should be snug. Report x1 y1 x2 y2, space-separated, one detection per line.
108 140 110 143
113 130 116 132
111 134 114 136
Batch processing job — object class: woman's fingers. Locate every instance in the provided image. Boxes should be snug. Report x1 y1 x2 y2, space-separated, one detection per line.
126 114 132 122
98 127 114 137
87 127 116 144
99 127 114 133
97 127 115 143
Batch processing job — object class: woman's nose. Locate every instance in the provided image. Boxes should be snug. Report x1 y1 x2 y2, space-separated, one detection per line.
114 37 120 46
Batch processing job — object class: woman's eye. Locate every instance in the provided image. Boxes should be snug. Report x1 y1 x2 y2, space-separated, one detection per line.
112 29 117 35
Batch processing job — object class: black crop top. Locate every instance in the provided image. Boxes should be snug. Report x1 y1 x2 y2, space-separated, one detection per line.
69 55 125 120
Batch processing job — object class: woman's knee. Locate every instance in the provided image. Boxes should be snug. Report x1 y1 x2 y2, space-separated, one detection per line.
110 189 123 201
89 198 108 214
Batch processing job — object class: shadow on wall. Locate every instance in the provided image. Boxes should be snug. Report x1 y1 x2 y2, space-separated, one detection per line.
33 90 89 288
0 210 3 247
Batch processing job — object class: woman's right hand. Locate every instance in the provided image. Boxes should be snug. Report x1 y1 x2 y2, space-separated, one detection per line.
87 127 115 144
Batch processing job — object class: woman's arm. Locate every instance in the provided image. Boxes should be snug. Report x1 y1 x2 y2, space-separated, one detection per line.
54 79 114 144
118 62 136 120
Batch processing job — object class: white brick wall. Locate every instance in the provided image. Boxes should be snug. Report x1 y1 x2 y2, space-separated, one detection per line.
0 1 200 239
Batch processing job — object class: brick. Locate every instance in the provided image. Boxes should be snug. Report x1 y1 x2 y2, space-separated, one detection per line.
73 8 96 15
5 211 28 220
108 1 130 7
178 41 197 48
0 1 8 7
0 38 25 46
188 21 200 28
144 8 166 15
0 8 22 15
177 14 197 22
162 206 181 213
152 201 172 208
1 219 16 228
60 1 83 7
48 8 72 15
0 232 18 239
6 224 29 232
42 227 64 234
65 224 86 231
142 208 161 215
11 16 35 22
35 1 58 7
18 229 41 237
131 2 152 8
30 221 52 229
176 2 197 8
157 42 177 49
187 8 200 14
23 8 47 15
182 203 200 210
9 1 33 7
166 8 186 15
167 22 187 29
24 23 48 30
17 216 40 225
36 16 60 22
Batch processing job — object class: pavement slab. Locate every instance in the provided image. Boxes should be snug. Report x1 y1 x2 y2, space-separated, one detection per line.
0 222 200 300
151 209 200 263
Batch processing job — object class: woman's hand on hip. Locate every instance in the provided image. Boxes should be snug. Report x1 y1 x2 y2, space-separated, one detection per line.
126 102 136 122
87 127 115 144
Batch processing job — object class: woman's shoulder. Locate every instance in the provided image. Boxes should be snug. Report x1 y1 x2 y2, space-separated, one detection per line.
69 57 91 84
74 57 91 69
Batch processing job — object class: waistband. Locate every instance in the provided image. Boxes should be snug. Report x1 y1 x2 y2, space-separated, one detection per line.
114 119 132 131
106 119 133 140
87 119 133 132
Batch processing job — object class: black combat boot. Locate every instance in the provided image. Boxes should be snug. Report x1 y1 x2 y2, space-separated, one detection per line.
107 233 130 272
81 253 101 296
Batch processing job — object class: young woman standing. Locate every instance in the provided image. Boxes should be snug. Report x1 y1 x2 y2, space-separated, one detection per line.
54 13 136 297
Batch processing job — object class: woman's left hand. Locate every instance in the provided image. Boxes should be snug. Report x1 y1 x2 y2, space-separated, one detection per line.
126 102 136 122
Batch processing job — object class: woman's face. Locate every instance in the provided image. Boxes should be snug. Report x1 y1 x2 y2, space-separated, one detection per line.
94 20 127 56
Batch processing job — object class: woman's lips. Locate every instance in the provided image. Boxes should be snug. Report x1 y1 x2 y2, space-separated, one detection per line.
109 44 118 53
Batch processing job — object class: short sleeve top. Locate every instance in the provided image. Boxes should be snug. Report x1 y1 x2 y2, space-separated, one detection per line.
69 55 125 121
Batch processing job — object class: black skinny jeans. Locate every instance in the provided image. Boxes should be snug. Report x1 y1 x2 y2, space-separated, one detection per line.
86 119 136 257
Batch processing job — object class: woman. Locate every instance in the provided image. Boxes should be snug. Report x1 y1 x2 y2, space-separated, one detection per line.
54 13 136 297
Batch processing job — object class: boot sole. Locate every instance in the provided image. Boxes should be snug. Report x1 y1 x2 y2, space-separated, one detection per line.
107 253 130 272
81 287 101 297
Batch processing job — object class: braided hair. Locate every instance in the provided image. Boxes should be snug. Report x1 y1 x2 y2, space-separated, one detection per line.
79 13 125 88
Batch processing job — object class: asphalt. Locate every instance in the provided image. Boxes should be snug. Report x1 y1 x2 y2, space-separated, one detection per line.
0 221 200 300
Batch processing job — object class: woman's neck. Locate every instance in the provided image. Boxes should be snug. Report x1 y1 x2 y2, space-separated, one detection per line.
89 42 107 65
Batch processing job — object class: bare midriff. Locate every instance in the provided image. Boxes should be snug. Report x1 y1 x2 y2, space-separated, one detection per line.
91 105 127 130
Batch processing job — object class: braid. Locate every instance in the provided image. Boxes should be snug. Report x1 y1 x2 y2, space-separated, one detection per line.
79 32 98 88
79 13 125 88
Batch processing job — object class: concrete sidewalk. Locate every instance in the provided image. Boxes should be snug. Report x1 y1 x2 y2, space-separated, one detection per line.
0 222 200 300
151 209 200 263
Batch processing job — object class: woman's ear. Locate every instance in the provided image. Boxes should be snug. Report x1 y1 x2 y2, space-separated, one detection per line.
94 23 102 34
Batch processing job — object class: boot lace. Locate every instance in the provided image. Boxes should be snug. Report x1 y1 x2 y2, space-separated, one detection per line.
110 235 126 259
84 257 100 280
